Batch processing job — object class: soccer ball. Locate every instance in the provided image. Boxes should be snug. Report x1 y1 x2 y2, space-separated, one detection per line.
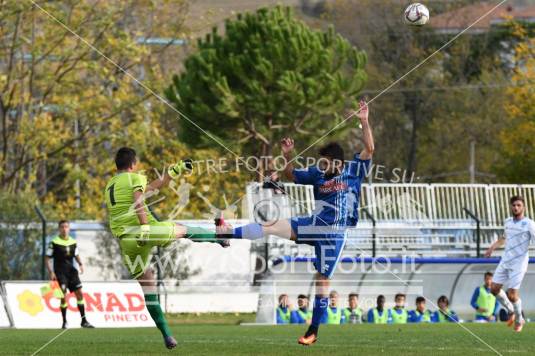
404 3 430 26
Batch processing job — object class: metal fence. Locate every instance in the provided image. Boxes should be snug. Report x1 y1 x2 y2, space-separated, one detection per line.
246 182 535 226
245 183 535 259
360 183 535 226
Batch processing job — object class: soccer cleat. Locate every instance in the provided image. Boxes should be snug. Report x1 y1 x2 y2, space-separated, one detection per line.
81 320 95 328
61 321 68 329
514 319 525 333
216 239 231 248
298 333 317 346
214 213 233 245
506 313 516 327
164 336 177 349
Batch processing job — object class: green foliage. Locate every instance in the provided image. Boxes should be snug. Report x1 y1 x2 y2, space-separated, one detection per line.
166 6 367 166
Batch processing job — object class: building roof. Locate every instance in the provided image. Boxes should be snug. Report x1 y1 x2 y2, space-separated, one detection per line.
431 2 535 33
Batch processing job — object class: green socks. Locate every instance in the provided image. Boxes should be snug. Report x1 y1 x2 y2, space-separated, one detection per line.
144 294 172 338
185 226 217 243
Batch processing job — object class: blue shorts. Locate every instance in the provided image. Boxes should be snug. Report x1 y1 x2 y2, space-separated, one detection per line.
290 216 347 279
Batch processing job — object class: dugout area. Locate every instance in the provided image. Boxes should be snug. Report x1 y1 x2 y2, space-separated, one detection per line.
255 257 535 324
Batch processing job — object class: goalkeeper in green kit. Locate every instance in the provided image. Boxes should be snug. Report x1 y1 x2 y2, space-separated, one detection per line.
104 147 229 349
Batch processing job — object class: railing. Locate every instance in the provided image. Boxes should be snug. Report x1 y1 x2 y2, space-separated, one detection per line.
360 183 535 226
244 182 535 259
246 182 535 226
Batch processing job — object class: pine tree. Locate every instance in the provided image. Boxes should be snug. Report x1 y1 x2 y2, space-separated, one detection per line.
165 6 367 178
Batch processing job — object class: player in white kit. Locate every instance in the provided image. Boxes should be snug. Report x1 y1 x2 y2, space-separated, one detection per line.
485 195 534 332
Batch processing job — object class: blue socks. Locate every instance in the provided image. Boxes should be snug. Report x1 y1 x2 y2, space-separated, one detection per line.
311 296 328 327
233 223 263 240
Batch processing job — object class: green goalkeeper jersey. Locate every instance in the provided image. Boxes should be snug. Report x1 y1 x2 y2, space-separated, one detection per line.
104 172 157 237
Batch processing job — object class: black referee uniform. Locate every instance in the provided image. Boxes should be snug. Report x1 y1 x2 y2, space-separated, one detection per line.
46 236 82 293
46 235 93 328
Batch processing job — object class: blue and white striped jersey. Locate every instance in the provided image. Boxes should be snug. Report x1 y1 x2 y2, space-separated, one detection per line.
501 217 535 269
293 154 370 228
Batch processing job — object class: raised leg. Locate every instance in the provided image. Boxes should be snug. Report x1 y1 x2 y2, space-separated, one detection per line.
233 219 296 240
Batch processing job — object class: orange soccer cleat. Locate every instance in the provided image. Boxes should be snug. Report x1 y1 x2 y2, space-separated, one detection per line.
298 333 317 346
514 320 525 333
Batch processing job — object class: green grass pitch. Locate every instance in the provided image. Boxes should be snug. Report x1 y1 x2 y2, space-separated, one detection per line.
1 323 534 355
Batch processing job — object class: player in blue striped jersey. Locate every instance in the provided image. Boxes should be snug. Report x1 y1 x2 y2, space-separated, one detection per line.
223 100 374 345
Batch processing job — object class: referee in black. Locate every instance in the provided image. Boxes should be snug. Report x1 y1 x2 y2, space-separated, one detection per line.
45 220 94 329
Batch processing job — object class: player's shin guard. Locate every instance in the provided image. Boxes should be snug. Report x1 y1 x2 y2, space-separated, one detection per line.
60 302 67 323
77 299 86 320
496 289 514 314
144 294 172 338
308 296 328 336
233 223 263 240
513 299 523 322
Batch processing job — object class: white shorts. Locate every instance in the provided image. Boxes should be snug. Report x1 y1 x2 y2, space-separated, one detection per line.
492 263 527 290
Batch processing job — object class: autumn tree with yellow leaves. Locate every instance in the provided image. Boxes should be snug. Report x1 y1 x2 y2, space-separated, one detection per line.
0 0 248 222
498 25 535 182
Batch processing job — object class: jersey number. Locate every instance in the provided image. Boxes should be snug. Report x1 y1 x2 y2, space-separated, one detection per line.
107 183 116 206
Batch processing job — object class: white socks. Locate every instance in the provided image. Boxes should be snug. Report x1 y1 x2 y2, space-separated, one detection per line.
496 289 514 314
513 299 523 322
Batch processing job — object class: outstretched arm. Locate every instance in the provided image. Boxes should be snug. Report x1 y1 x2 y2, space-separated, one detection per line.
355 100 374 160
281 138 296 181
146 159 193 193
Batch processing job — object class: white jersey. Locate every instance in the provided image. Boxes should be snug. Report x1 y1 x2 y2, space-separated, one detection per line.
501 217 535 270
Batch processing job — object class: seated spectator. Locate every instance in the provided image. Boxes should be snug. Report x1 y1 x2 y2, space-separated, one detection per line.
342 293 363 324
367 295 390 324
291 294 312 324
276 294 291 324
432 295 459 323
389 293 408 324
408 296 432 323
325 290 342 324
471 272 498 322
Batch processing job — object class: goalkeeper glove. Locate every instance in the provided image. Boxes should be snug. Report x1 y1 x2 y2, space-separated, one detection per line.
137 224 150 247
168 159 193 179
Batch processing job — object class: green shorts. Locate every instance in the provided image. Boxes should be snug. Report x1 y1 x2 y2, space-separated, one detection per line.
118 221 176 279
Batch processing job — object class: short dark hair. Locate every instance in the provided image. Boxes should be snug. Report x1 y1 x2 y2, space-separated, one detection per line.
395 293 406 300
377 294 385 302
319 142 344 162
437 295 449 305
115 147 137 170
348 293 359 299
484 272 493 278
510 195 524 205
58 220 69 227
416 296 426 304
297 294 308 300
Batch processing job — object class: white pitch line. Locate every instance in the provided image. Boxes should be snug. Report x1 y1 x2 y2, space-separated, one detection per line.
30 328 69 356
